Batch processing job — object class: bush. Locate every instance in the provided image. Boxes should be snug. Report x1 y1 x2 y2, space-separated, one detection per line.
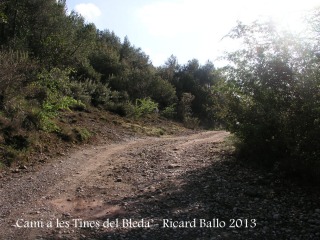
131 98 158 119
105 102 127 116
161 104 177 119
30 68 87 132
69 80 92 105
0 50 37 116
90 82 112 107
148 77 177 108
176 92 200 128
74 127 91 142
1 146 24 166
219 21 320 181
183 116 200 129
69 79 112 107
4 134 29 150
37 96 82 132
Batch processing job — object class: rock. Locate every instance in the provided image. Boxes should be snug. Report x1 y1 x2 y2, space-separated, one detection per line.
19 165 27 170
12 169 20 173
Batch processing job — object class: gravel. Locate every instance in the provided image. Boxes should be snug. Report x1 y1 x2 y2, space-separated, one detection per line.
0 131 319 240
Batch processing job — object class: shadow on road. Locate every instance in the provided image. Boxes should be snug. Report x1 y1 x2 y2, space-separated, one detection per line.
82 150 320 240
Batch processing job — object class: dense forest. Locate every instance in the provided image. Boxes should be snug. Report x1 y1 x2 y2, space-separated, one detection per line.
0 0 319 183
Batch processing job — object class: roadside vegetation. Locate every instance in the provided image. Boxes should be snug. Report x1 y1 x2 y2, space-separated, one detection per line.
0 0 319 183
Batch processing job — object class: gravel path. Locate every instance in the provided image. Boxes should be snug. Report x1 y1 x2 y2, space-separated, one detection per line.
0 131 319 240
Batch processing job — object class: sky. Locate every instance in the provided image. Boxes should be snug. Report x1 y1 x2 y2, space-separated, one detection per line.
65 0 320 67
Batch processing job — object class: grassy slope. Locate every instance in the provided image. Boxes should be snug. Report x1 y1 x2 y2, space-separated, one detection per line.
0 107 193 172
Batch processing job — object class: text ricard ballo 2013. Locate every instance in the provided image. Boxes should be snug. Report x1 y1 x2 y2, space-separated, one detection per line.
15 218 257 229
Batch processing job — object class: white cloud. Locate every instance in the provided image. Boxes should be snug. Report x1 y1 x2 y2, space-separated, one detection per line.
75 3 102 22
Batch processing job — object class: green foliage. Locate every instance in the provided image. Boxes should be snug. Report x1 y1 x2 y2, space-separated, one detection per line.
219 20 320 180
1 0 186 127
37 97 80 132
74 127 91 142
131 98 158 119
0 0 97 68
0 132 30 166
148 77 177 109
161 104 177 119
1 146 23 166
69 79 112 107
56 125 91 142
0 50 36 114
183 116 200 129
158 57 219 126
178 92 195 121
88 30 122 83
0 10 7 24
176 93 200 129
32 68 84 132
90 82 112 107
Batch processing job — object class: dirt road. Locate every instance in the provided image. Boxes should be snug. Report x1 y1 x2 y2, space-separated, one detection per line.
0 131 319 240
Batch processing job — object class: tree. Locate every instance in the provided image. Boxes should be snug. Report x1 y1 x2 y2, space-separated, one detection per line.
219 20 320 180
0 0 97 69
160 55 180 82
147 76 177 109
158 57 219 126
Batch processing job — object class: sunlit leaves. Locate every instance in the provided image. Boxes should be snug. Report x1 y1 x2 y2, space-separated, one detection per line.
220 19 320 179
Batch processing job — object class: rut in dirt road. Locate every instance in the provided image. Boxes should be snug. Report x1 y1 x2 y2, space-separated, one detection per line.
0 131 227 239
0 131 319 240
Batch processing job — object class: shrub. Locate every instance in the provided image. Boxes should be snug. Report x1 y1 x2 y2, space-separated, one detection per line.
183 116 200 129
1 146 22 166
22 111 41 130
175 92 200 128
4 134 29 150
69 79 112 107
219 21 320 181
74 127 91 142
57 125 75 142
0 50 37 116
105 102 127 116
69 80 92 105
37 97 81 132
161 104 177 119
31 68 87 132
131 98 158 119
90 82 112 107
